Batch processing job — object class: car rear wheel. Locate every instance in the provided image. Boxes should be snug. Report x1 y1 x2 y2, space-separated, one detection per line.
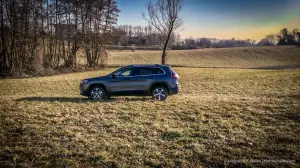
152 86 168 101
89 86 106 100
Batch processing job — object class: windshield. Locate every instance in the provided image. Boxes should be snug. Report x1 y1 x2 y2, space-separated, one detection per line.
108 67 124 76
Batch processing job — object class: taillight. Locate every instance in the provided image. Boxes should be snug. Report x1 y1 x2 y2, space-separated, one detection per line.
171 71 179 79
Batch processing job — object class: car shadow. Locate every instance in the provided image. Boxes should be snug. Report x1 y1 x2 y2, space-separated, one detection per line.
15 97 153 103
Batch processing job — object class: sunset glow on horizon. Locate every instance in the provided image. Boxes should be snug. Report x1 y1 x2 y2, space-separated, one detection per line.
117 0 300 42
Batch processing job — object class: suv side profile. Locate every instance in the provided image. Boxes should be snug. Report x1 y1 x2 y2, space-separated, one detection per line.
80 64 180 101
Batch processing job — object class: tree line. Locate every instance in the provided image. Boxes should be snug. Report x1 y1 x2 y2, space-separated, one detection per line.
258 28 300 46
173 28 300 49
173 38 256 49
1 0 298 75
113 24 181 49
0 0 119 75
112 27 300 50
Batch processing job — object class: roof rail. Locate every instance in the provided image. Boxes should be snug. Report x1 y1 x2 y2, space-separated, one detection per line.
124 64 167 68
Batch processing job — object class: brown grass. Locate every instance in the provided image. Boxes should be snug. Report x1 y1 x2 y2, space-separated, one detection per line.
0 67 299 167
106 46 300 69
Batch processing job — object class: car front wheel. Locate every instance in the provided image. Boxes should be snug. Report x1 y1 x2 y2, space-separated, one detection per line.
152 86 168 101
89 86 106 100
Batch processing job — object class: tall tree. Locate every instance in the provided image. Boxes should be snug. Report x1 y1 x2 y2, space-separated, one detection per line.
143 0 183 65
292 28 300 46
297 32 300 46
0 0 120 75
0 0 6 73
265 34 276 45
82 0 119 67
277 28 297 45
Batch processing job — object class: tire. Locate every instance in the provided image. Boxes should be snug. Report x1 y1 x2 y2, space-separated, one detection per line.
89 86 107 100
152 86 168 101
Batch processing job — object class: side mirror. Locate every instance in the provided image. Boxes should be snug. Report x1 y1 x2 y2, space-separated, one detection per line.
111 74 117 78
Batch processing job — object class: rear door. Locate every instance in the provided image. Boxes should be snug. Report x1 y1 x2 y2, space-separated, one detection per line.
134 67 165 91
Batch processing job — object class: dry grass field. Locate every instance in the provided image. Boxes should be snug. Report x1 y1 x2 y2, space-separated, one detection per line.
1 67 300 167
106 46 300 69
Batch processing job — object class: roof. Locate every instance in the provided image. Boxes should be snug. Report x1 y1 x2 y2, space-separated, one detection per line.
126 64 166 68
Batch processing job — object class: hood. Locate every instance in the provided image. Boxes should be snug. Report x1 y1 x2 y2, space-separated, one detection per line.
84 75 107 81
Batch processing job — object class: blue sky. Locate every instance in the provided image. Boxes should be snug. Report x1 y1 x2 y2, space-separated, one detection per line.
116 0 300 41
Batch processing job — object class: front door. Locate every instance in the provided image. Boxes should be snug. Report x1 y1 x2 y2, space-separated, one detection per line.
108 67 140 95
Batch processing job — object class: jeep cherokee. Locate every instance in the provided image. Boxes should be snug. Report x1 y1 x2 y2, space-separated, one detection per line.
80 64 180 101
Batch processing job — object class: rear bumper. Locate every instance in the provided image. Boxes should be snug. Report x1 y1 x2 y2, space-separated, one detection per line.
169 85 180 95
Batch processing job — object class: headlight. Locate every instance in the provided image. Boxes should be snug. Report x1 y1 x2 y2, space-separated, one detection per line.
80 79 89 84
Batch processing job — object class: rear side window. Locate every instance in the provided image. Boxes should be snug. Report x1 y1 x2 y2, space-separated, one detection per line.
152 68 164 74
139 68 153 75
136 68 164 75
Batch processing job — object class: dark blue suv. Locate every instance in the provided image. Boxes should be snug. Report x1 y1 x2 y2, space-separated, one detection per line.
80 64 180 101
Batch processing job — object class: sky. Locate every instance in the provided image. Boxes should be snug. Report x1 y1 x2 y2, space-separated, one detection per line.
116 0 300 42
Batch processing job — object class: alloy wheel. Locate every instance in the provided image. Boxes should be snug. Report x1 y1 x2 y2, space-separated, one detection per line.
153 88 167 101
90 87 104 99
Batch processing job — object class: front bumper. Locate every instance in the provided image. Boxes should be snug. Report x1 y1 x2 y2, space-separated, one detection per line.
80 88 89 96
80 83 89 96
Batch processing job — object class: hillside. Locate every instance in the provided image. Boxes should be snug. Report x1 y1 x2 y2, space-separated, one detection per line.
107 46 300 69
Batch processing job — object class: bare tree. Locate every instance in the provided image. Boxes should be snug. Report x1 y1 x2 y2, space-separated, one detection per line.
277 28 297 45
143 0 183 65
116 24 165 46
82 0 119 67
292 28 299 46
0 0 119 76
297 32 300 46
265 34 276 45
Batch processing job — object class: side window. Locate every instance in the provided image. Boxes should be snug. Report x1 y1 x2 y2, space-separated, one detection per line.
139 68 153 75
153 68 164 74
115 68 134 76
136 68 164 75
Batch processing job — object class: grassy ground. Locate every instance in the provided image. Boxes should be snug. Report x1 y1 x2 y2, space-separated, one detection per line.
0 68 299 167
106 46 300 69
